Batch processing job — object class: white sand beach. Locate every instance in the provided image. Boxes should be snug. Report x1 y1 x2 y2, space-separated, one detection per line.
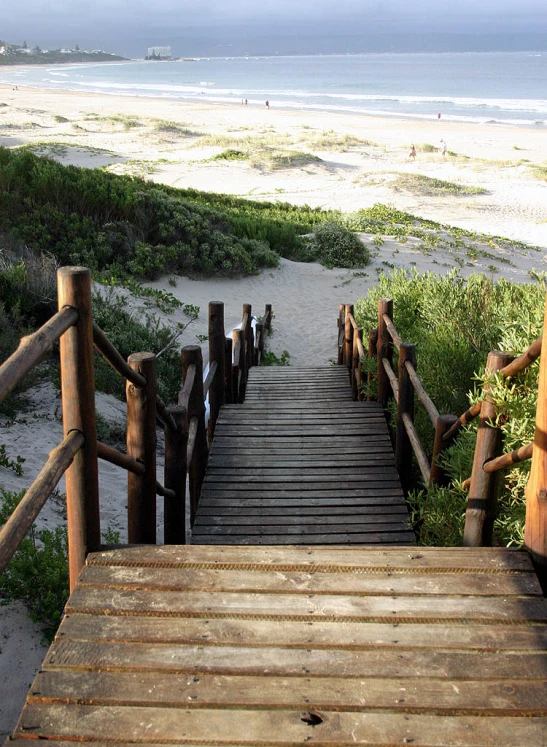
1 83 547 740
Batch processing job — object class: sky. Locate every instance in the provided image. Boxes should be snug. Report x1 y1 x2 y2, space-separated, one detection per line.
1 1 546 56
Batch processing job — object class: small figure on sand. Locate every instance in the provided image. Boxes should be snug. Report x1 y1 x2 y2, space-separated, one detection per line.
265 100 269 109
437 111 441 121
440 139 447 157
245 99 248 105
409 143 416 160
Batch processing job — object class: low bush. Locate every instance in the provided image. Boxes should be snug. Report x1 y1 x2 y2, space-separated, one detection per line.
304 222 371 268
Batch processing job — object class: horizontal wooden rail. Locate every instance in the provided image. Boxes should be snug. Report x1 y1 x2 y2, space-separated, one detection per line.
383 313 402 351
443 402 481 442
155 482 176 501
405 360 439 427
500 337 541 378
0 305 78 405
483 443 533 474
93 323 146 389
155 395 178 432
0 430 84 577
203 360 218 398
97 440 144 476
402 412 431 485
187 416 199 465
178 363 196 408
382 357 399 402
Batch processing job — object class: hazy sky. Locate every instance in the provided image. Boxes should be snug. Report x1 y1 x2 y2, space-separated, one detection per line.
1 1 546 55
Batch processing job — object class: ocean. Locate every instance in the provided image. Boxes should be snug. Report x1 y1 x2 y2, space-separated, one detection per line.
1 52 546 127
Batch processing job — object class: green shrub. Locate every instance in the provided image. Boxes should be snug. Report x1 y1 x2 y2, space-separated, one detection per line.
304 222 371 268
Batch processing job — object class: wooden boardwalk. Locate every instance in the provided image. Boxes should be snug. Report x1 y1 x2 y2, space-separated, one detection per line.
10 544 547 745
193 366 415 545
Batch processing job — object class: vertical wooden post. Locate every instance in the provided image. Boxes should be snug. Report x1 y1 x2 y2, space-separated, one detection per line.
395 343 416 492
126 352 157 545
57 266 100 591
264 304 272 332
234 328 246 403
337 304 345 365
463 350 513 547
377 298 393 409
367 328 378 402
164 405 188 545
352 327 363 401
224 337 233 405
256 322 264 365
243 304 253 374
525 295 547 572
208 301 225 442
344 303 354 371
181 345 208 524
430 414 459 486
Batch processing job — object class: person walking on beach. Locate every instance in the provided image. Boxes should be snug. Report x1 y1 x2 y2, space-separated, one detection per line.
409 143 416 160
440 139 447 157
265 100 269 109
437 112 441 121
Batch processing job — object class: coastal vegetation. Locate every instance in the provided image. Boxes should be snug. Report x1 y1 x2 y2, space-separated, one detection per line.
354 270 545 547
393 174 488 197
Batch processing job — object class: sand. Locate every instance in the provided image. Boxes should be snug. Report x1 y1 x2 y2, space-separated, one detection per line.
1 82 547 740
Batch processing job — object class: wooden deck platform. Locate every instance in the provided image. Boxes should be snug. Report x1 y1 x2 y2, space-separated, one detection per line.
193 366 414 545
9 544 547 746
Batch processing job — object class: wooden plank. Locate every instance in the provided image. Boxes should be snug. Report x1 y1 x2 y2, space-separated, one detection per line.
65 588 547 622
15 704 547 746
199 495 407 506
86 546 536 572
194 533 416 545
78 565 543 597
28 670 547 715
43 639 547 678
191 521 412 534
56 613 547 651
197 504 409 515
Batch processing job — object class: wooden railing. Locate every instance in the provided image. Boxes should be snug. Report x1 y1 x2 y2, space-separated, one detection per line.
0 266 272 589
338 297 547 568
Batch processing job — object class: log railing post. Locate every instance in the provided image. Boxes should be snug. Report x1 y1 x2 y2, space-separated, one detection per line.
337 304 345 365
430 414 459 486
163 405 188 544
463 351 513 547
256 322 264 364
234 328 246 403
367 328 378 402
126 352 157 545
208 301 225 442
243 303 253 374
344 303 354 371
352 327 363 401
57 266 100 591
224 337 233 404
377 298 394 409
525 296 547 572
395 342 416 492
264 304 272 332
181 345 208 524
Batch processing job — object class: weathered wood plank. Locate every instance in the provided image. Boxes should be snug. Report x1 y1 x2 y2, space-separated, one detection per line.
15 704 547 746
55 613 547 651
28 670 547 715
65 588 547 622
77 565 543 596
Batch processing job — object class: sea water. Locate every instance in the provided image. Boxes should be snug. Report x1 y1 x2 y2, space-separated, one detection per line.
1 52 546 127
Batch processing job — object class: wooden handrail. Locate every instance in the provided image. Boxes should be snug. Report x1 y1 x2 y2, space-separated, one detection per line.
92 322 146 389
383 313 402 351
0 430 84 577
97 440 144 475
0 305 78 405
346 312 359 331
178 363 196 408
187 416 199 465
155 395 178 432
402 413 431 485
483 443 533 474
404 360 439 427
443 402 482 442
203 359 218 398
382 357 399 403
501 336 541 378
356 335 366 360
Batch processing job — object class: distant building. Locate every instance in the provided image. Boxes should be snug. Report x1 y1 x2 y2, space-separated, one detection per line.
147 46 171 59
15 47 32 54
0 47 6 55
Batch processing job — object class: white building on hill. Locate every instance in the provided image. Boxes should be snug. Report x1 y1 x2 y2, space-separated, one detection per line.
147 46 171 58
